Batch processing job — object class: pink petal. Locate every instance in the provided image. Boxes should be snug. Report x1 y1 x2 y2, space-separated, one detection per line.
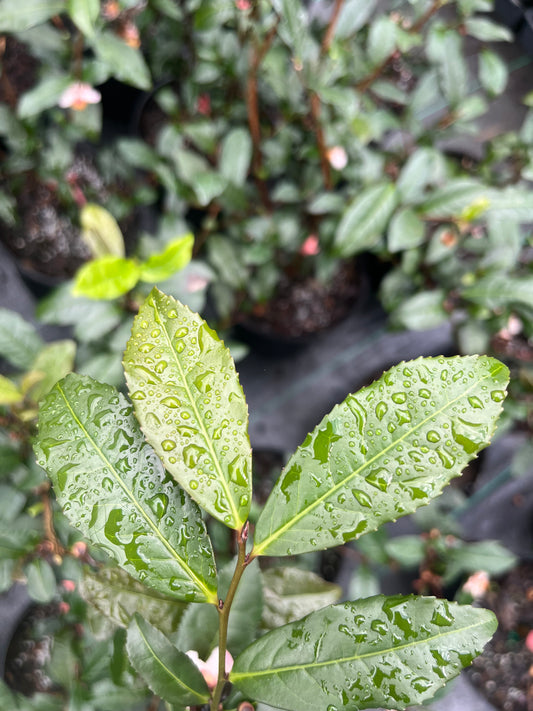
526 630 533 652
300 234 320 256
58 82 101 110
326 146 348 170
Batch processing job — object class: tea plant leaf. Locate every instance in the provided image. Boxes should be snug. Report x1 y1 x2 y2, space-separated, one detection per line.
34 374 218 604
231 595 497 711
253 356 508 557
127 615 210 707
73 256 141 300
334 182 398 257
0 307 43 370
25 339 76 403
93 32 151 90
139 234 194 283
0 375 23 405
219 128 252 186
67 0 99 38
80 203 125 258
80 567 187 634
0 0 65 31
124 288 252 530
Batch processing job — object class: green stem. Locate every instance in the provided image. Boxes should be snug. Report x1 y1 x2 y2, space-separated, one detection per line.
210 523 250 711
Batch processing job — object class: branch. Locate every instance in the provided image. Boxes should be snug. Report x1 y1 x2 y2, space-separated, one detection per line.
321 0 345 56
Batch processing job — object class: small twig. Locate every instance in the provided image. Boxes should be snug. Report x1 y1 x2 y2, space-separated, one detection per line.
41 482 65 560
147 695 160 711
321 0 345 56
309 92 332 190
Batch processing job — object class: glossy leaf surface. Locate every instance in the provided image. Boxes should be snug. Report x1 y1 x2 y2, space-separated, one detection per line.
231 595 497 711
127 615 210 707
124 289 252 529
34 374 217 603
73 256 140 300
80 567 187 634
253 356 508 557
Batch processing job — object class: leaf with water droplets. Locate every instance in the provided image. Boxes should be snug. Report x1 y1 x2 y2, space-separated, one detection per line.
34 374 217 604
127 614 210 707
124 288 252 530
253 356 508 557
230 595 497 711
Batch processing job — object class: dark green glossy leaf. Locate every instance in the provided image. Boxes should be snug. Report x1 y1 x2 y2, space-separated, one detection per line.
126 615 210 707
231 595 497 711
124 288 252 530
93 32 151 90
73 256 140 300
79 566 187 633
253 356 508 557
25 558 57 603
335 183 398 257
261 568 342 630
67 0 99 37
387 207 425 252
0 308 43 370
34 374 217 603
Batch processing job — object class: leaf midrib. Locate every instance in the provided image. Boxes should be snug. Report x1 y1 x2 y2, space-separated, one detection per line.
56 382 216 604
134 621 209 702
253 361 504 555
231 617 489 680
152 295 241 528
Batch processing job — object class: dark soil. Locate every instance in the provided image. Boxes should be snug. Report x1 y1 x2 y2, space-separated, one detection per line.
468 562 533 711
241 260 364 342
4 603 58 696
0 37 39 109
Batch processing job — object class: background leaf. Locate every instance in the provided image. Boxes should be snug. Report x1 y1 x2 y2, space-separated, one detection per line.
253 356 508 557
127 615 210 707
124 289 252 530
0 0 65 31
0 307 43 370
25 339 76 403
67 0 99 37
0 375 23 405
219 128 252 187
17 74 72 119
231 595 497 711
35 374 218 603
80 204 125 258
93 32 151 90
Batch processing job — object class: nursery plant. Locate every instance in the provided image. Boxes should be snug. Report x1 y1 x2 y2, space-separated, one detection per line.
33 288 510 711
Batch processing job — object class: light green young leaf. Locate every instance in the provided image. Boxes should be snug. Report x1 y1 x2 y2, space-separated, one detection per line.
387 207 426 252
253 356 508 557
231 595 497 711
0 0 65 31
219 128 252 186
93 32 151 90
80 203 125 258
335 182 398 257
17 74 72 119
34 375 218 604
73 256 141 300
261 568 342 630
25 339 76 403
80 567 187 634
67 0 99 37
124 289 252 530
139 234 194 283
0 375 23 405
478 49 508 97
0 308 43 370
127 615 210 707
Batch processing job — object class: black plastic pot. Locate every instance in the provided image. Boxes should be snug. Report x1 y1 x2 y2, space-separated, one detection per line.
518 8 533 55
0 583 32 680
494 0 526 30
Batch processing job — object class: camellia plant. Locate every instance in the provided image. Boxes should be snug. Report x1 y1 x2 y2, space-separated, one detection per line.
34 288 509 711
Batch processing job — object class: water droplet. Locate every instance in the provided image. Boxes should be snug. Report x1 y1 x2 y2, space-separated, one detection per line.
190 480 198 490
175 327 189 338
161 439 176 451
102 477 114 492
419 388 431 399
392 392 407 404
412 677 432 693
352 489 372 508
151 328 160 338
175 340 185 354
371 619 387 635
468 396 483 409
155 360 168 374
139 343 155 353
167 309 178 319
491 390 505 402
161 396 181 408
395 409 411 425
229 456 249 486
426 430 440 443
148 493 168 519
240 494 249 507
375 401 388 420
365 467 391 492
130 390 146 400
436 447 455 469
183 443 206 468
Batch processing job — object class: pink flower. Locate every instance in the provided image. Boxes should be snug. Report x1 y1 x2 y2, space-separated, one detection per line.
59 82 101 111
186 273 210 293
326 146 348 170
71 541 87 558
118 21 141 49
462 570 490 599
186 647 234 690
300 234 320 256
235 0 252 9
62 580 76 592
197 93 211 116
526 630 533 652
58 602 70 614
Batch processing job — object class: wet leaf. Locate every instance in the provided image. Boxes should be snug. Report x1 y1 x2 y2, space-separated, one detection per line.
139 234 194 283
124 288 252 530
0 307 43 370
261 568 342 630
80 203 125 258
80 566 187 633
231 595 497 711
73 256 140 300
126 615 210 707
253 356 508 557
34 374 218 603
